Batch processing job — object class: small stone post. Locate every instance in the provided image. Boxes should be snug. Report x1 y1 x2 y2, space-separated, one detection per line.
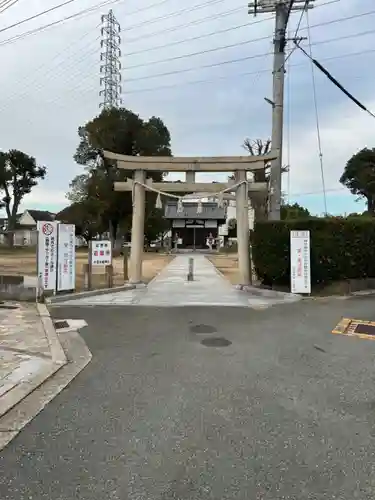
123 247 129 282
105 264 114 288
187 257 194 281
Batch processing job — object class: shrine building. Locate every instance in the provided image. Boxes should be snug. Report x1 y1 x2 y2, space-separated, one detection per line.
164 198 226 249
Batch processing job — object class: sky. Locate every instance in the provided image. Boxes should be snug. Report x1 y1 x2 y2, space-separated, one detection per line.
0 0 374 216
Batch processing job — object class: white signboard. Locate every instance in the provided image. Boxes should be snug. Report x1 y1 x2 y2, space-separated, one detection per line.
37 221 58 291
290 230 311 294
57 224 75 291
172 219 185 228
219 224 228 236
249 208 255 230
91 240 112 266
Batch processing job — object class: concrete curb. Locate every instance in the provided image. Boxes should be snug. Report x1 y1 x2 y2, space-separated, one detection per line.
351 289 375 297
0 304 68 420
46 284 137 303
235 284 301 301
36 303 67 365
0 328 92 451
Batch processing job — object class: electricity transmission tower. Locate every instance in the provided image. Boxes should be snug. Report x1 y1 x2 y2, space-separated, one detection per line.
100 9 122 109
248 0 314 220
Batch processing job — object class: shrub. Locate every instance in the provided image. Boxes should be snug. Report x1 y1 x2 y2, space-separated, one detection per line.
251 218 375 286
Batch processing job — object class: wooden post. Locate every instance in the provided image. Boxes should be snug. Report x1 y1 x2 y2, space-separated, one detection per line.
85 241 93 290
83 263 92 290
123 247 129 282
105 264 114 288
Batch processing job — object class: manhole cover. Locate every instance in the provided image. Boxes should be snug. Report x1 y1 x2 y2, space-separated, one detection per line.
201 337 232 347
354 323 375 336
0 305 18 309
190 324 217 334
54 320 69 329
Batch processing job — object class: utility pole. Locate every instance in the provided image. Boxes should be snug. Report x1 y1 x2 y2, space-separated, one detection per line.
248 0 314 220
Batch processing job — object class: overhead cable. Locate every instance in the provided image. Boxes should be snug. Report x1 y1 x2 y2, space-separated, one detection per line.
295 41 375 119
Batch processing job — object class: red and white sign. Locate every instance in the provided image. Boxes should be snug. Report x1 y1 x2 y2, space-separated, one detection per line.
90 240 112 266
57 224 75 291
290 230 311 294
37 221 58 291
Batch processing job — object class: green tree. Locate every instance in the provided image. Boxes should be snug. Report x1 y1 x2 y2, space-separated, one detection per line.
0 149 46 245
56 201 105 242
340 147 375 214
280 202 311 220
70 107 172 243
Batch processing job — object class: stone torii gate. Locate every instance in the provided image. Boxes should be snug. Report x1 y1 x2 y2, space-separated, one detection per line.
103 150 278 285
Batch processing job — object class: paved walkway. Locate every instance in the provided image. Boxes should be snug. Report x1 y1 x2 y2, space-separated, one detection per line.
0 303 64 419
56 254 299 308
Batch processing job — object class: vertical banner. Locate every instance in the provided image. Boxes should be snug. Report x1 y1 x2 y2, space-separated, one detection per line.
57 224 76 291
37 221 58 291
290 230 311 294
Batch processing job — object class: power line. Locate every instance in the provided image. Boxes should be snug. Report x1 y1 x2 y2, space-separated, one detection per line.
295 41 375 118
0 0 79 34
124 17 272 57
0 0 360 50
293 0 310 38
0 0 178 36
122 28 375 83
123 35 271 70
120 46 375 94
306 10 327 215
125 6 247 44
0 0 19 13
125 0 229 33
290 187 346 197
0 0 125 47
124 0 341 45
124 5 350 58
126 50 273 83
122 25 375 71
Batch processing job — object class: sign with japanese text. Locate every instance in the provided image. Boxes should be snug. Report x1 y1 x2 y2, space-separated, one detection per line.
37 221 58 291
57 224 75 291
90 240 112 266
290 230 311 294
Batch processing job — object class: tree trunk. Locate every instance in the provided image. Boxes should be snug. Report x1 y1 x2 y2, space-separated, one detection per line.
367 196 375 214
253 169 268 221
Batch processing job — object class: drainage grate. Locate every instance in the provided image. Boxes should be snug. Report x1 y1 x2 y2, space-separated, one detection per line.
190 324 217 334
354 323 375 337
201 337 232 347
54 320 69 329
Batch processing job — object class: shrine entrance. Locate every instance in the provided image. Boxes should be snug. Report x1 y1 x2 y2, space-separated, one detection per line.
103 150 278 284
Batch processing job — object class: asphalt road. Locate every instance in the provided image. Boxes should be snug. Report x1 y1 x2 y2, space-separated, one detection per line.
1 298 375 499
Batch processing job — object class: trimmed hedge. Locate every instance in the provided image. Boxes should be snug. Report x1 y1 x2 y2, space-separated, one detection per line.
251 218 375 286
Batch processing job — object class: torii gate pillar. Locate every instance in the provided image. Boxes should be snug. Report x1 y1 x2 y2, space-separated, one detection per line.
130 169 146 283
235 170 251 285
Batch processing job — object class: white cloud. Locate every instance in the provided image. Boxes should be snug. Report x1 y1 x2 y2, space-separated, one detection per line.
287 99 375 196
